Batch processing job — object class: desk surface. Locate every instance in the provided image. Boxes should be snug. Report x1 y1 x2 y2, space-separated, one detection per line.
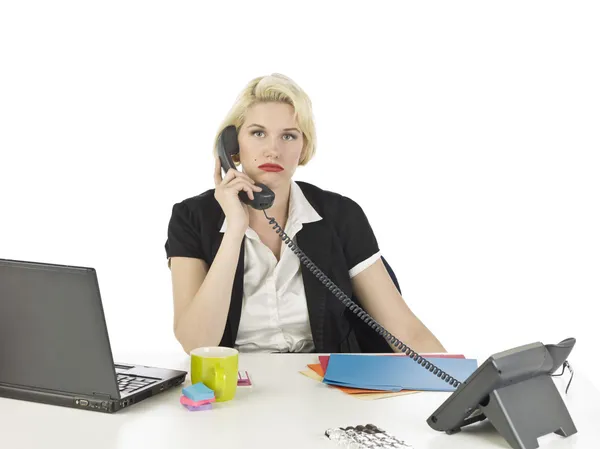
1 352 599 449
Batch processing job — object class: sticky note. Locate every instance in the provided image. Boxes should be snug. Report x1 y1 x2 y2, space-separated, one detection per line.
185 403 213 411
180 395 215 407
238 370 252 386
182 382 215 402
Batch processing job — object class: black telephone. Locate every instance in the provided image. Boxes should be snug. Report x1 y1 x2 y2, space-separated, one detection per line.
217 125 577 449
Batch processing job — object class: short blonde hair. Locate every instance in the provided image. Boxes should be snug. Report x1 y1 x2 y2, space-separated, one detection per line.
213 73 316 165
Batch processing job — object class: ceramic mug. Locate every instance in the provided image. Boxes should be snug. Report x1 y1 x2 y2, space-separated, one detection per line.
190 347 239 402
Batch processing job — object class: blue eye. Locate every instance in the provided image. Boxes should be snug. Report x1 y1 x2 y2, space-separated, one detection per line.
283 134 297 141
252 131 265 137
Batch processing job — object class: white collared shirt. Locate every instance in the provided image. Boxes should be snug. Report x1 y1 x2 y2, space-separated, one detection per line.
219 181 380 353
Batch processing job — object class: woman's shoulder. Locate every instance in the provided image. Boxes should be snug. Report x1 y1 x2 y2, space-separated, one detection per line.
296 181 379 266
173 188 218 210
165 188 221 261
168 188 222 228
295 180 368 220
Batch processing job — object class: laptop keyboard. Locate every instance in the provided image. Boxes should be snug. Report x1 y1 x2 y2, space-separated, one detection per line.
117 373 157 395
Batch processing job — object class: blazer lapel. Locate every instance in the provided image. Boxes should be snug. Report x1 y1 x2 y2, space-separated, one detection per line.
295 220 334 352
228 240 245 344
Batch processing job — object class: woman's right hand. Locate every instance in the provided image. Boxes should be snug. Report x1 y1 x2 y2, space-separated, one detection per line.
213 157 262 235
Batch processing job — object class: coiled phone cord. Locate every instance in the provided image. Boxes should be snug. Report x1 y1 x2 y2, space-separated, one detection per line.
264 209 462 388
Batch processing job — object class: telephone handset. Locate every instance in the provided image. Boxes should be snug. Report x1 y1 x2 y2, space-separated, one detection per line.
216 125 462 387
217 125 275 210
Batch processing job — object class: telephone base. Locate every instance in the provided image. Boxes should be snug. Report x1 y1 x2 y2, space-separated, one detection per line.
450 374 577 449
445 411 486 434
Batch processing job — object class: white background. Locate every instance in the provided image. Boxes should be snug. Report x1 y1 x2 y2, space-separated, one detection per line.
1 2 599 388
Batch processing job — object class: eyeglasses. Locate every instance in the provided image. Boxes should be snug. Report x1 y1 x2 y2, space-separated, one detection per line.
551 360 574 394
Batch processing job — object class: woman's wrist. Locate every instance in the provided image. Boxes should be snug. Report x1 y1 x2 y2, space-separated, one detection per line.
223 226 246 242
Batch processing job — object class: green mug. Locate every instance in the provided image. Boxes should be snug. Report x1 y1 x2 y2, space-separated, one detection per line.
190 347 239 402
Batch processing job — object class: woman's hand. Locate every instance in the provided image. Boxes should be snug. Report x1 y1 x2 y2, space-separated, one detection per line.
213 157 262 235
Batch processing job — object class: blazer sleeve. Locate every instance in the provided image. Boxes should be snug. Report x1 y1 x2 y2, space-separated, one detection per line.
337 196 381 278
164 201 207 264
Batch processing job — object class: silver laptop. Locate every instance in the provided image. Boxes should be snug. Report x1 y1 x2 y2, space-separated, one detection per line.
0 258 187 413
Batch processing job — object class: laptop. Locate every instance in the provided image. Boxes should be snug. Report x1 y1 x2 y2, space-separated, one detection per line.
0 258 187 413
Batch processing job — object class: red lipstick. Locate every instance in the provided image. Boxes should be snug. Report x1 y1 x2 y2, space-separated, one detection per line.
258 163 284 172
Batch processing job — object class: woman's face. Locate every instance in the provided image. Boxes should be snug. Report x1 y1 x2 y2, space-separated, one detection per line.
237 102 304 189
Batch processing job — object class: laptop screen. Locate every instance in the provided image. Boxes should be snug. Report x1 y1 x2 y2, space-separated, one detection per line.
0 260 120 398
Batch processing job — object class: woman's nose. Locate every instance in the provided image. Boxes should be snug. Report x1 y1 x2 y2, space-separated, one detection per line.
263 137 281 158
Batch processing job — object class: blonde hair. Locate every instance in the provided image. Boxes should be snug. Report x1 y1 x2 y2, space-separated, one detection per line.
213 73 316 165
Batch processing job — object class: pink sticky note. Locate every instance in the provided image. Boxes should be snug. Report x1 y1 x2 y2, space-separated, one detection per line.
237 370 252 386
180 395 215 407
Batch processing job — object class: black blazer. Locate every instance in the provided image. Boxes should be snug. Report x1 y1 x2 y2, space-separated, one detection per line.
165 181 401 353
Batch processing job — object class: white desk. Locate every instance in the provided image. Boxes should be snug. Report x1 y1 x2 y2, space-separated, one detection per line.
1 352 599 449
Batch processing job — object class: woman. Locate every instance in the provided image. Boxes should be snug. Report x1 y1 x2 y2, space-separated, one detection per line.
165 73 445 355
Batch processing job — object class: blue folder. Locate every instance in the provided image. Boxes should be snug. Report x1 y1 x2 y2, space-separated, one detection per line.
322 354 478 392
